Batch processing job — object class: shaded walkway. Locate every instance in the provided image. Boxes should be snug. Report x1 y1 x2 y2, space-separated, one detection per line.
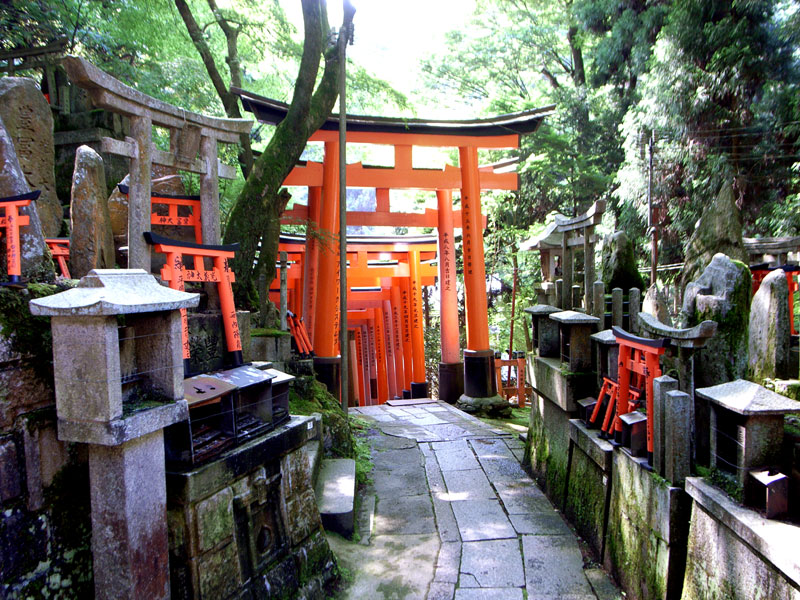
330 401 620 600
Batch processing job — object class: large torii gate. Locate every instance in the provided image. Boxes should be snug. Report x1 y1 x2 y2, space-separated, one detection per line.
237 88 553 411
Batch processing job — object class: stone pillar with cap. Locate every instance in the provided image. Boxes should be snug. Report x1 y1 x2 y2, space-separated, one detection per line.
30 269 199 600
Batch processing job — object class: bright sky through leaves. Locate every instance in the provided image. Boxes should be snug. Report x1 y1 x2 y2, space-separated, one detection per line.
281 0 476 115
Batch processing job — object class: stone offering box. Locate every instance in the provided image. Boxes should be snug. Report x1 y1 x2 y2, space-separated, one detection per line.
165 364 294 468
697 379 800 516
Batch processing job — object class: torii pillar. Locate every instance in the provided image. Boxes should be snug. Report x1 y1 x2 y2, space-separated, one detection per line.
313 142 341 395
457 147 507 415
437 189 464 403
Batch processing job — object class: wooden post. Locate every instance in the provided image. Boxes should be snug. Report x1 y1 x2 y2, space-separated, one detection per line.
409 249 427 397
313 142 340 357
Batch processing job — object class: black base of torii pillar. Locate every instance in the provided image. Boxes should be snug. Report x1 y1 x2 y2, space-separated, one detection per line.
438 362 464 404
314 356 341 399
457 350 510 417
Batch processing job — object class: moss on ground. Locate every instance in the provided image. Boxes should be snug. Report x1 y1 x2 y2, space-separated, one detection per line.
476 405 529 434
289 376 354 458
251 327 291 337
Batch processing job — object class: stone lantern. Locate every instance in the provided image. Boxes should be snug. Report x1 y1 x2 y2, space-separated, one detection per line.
30 269 199 600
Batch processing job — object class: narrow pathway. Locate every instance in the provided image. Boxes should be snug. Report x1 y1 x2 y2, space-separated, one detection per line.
328 400 621 600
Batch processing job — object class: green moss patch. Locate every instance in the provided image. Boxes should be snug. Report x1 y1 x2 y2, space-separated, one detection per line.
251 327 291 338
289 376 354 458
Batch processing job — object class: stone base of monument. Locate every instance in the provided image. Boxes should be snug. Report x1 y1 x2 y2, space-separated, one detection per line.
166 415 338 600
456 393 510 417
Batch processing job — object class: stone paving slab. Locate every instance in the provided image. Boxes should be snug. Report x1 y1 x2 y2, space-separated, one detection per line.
460 538 525 587
373 464 430 497
454 588 524 600
335 401 619 600
522 535 595 598
509 512 572 536
372 448 423 472
493 481 552 515
450 499 516 541
442 469 496 501
374 493 436 535
428 581 456 600
469 438 517 459
434 540 461 583
328 532 439 600
477 456 529 482
432 440 480 471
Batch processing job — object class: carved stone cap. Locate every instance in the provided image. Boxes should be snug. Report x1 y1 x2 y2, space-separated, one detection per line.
637 312 717 348
549 310 600 325
29 269 199 316
524 304 561 316
697 379 800 416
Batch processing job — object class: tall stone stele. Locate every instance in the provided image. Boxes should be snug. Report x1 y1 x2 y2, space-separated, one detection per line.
70 145 116 278
680 181 748 291
748 268 790 382
0 114 54 281
30 269 199 600
680 253 751 464
0 77 64 238
601 231 645 292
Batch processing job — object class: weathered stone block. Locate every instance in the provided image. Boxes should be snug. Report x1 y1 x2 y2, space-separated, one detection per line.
0 436 21 502
606 449 690 600
195 487 234 553
0 77 63 237
197 541 241 600
0 114 54 280
749 268 790 382
683 477 800 600
69 145 115 278
533 357 593 413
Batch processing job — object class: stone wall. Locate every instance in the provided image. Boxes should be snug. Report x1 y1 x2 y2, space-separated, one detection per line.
166 415 339 599
683 478 800 600
0 287 94 598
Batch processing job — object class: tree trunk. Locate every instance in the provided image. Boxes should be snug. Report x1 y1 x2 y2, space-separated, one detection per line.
223 0 355 309
174 0 254 175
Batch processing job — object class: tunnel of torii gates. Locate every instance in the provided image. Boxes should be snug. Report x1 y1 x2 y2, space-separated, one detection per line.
236 87 554 407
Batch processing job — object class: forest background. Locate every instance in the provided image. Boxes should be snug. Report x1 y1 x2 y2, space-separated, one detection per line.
3 0 800 378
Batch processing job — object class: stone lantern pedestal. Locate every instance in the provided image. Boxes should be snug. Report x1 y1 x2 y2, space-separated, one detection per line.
30 269 199 600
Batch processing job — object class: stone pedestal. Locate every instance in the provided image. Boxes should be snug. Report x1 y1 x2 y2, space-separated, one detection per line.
30 269 199 600
549 310 600 373
524 304 560 358
697 379 800 487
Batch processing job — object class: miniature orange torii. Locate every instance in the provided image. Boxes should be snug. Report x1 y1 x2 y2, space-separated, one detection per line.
144 232 242 372
0 190 39 285
45 238 70 278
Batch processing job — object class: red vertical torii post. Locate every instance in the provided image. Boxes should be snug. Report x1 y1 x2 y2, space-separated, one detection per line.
303 186 322 344
459 146 502 410
408 249 428 397
437 188 463 403
313 142 341 395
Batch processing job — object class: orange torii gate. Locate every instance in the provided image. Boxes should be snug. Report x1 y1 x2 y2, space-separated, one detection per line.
269 235 437 405
237 88 553 407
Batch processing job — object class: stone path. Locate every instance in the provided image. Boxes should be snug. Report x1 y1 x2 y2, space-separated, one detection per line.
328 400 621 600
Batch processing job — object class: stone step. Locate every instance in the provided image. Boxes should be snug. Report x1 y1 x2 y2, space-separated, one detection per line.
314 458 356 537
303 437 322 487
518 431 528 443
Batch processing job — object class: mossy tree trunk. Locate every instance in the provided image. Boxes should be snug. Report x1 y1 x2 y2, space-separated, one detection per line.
223 0 354 310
